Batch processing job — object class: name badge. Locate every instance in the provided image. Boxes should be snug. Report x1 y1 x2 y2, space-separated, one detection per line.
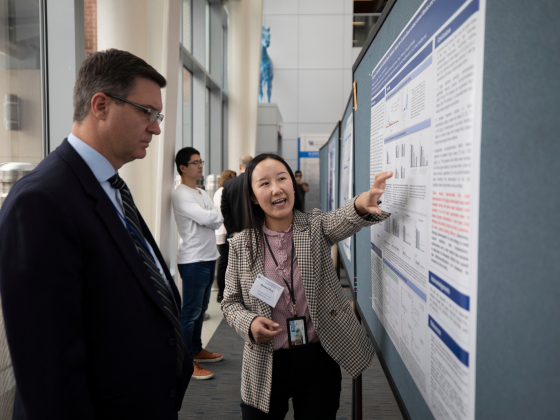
249 274 284 308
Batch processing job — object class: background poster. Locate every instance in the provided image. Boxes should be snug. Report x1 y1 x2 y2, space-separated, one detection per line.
298 134 328 212
328 140 336 212
340 114 353 260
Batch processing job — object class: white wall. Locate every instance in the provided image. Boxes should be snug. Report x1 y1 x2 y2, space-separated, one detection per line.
262 0 354 172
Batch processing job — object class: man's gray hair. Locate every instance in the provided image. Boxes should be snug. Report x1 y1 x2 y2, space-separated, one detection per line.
73 49 166 123
239 155 253 168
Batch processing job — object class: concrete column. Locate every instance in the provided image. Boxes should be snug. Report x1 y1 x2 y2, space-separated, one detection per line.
223 0 263 169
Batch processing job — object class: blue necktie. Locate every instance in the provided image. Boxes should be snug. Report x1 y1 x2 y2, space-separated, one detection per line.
108 173 185 376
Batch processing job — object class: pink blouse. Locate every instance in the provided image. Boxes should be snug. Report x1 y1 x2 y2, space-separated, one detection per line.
262 223 320 350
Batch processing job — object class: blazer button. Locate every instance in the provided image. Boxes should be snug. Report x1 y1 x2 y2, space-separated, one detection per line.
331 310 338 317
169 338 176 346
169 389 176 398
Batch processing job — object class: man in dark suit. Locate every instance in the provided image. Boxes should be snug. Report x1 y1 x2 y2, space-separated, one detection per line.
221 155 252 237
0 49 193 420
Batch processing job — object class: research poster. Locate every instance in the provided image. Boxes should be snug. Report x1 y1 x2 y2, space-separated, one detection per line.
298 134 328 212
369 0 484 419
328 139 336 212
340 114 354 260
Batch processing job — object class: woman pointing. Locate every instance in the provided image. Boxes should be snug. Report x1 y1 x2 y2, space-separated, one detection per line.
222 153 392 419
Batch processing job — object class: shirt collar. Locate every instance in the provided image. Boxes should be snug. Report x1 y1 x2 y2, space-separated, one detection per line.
67 133 117 183
262 222 293 237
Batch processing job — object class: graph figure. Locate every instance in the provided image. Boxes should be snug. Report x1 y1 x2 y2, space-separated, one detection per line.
395 166 405 179
402 93 408 111
386 97 401 128
392 218 400 238
384 216 391 233
415 222 424 252
420 146 428 166
396 144 400 158
401 143 406 157
403 225 411 245
387 151 391 164
411 145 418 167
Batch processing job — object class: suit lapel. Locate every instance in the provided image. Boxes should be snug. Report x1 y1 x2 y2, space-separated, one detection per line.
57 139 177 320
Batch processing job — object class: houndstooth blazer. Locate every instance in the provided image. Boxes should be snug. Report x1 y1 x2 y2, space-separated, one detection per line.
221 196 390 413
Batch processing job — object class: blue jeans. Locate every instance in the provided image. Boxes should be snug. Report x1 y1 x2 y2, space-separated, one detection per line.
178 260 216 357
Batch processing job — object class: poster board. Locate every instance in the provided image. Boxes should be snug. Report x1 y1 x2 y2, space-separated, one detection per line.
319 122 341 213
298 134 328 212
352 0 560 419
338 93 355 284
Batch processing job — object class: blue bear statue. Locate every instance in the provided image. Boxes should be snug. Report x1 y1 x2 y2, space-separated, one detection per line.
259 27 273 103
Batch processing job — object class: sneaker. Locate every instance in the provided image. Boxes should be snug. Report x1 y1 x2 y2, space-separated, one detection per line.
192 362 213 380
203 312 210 321
193 348 224 363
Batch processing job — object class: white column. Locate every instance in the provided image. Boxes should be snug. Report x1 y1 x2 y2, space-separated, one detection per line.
224 0 263 169
97 0 180 266
155 0 181 265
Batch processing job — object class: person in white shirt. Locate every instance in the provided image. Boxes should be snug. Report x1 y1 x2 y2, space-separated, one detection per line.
213 169 236 303
172 147 224 380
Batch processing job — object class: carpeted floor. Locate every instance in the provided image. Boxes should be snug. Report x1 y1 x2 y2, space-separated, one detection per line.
178 316 403 419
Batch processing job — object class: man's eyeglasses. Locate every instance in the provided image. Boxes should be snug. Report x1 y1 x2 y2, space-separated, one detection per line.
187 160 204 166
107 94 164 125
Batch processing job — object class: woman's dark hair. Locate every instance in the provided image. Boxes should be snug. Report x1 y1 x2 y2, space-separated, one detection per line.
242 153 303 267
175 147 200 175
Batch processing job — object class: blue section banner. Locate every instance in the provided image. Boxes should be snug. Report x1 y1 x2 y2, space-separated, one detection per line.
299 151 320 158
383 258 427 302
371 242 382 258
429 315 469 367
429 271 470 310
384 119 431 143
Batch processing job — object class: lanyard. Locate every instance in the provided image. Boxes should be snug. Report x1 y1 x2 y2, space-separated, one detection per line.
263 233 297 316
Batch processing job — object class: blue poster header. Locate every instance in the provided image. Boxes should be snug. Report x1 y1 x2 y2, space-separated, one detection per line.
429 315 469 367
371 0 467 95
435 0 479 49
429 271 470 310
371 89 386 107
386 43 433 99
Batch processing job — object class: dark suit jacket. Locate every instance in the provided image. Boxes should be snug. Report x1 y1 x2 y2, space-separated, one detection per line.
0 140 193 420
221 172 245 235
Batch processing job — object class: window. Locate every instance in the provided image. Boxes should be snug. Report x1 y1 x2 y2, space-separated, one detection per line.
182 67 192 147
222 7 228 90
205 0 210 71
0 0 46 164
205 87 210 174
352 15 380 48
181 0 192 51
